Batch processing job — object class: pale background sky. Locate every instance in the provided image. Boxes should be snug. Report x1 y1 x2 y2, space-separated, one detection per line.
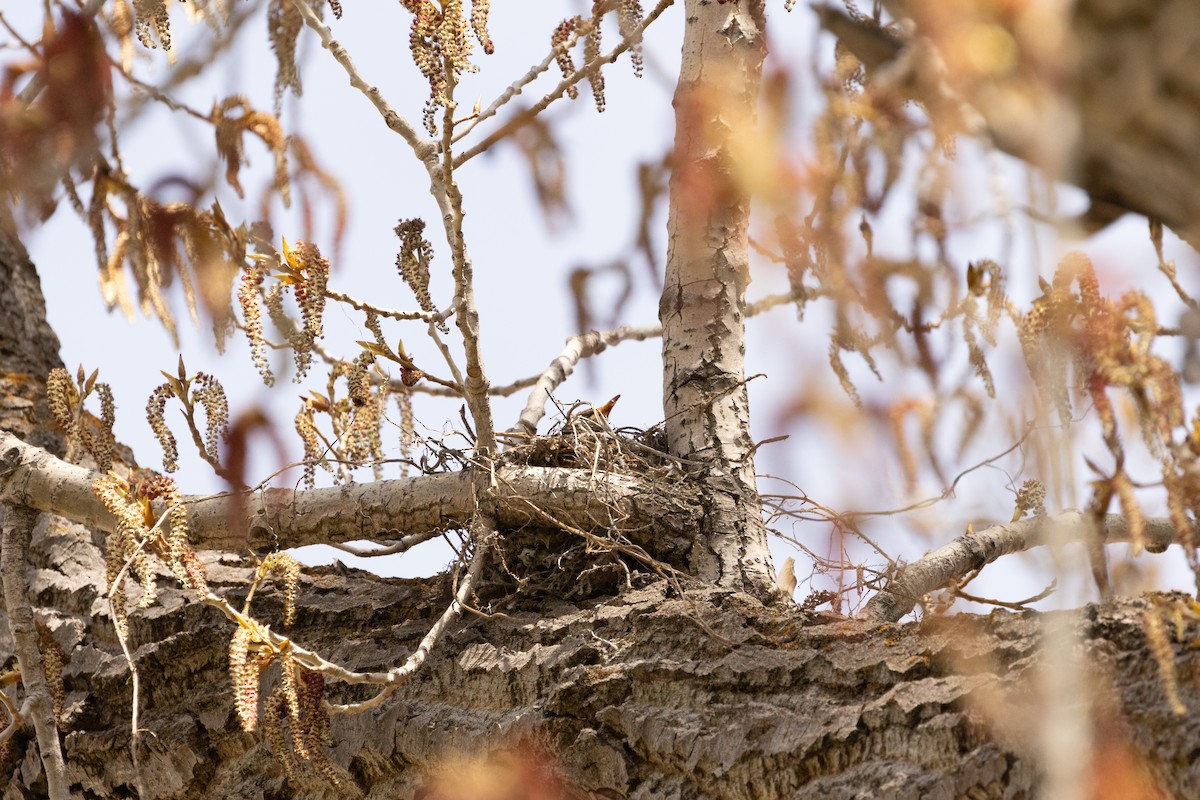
6 1 1198 612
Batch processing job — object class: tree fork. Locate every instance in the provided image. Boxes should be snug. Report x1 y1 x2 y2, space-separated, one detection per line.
661 0 775 593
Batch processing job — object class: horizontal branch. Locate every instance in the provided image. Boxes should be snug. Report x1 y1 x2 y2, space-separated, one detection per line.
0 431 699 552
861 512 1188 623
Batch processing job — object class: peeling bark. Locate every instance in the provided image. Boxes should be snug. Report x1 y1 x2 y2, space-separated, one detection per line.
863 512 1192 623
0 430 701 558
661 0 774 593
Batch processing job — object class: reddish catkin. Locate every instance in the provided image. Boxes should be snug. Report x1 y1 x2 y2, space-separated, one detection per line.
551 18 580 99
239 264 274 385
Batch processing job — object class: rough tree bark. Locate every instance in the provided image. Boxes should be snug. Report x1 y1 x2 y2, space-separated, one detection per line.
0 228 1194 798
661 0 776 594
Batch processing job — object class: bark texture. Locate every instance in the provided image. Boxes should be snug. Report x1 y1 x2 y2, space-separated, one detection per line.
661 0 774 593
4 548 1197 799
0 430 701 558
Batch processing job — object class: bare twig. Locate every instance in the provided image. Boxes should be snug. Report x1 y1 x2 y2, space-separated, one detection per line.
326 529 444 558
0 684 21 748
323 288 441 323
327 522 489 707
451 25 585 143
509 291 803 436
0 506 70 800
201 520 491 691
285 0 436 160
105 506 177 800
952 580 1057 611
435 74 499 459
861 512 1187 623
454 0 676 168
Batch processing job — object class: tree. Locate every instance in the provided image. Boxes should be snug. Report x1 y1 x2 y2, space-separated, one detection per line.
0 1 1198 797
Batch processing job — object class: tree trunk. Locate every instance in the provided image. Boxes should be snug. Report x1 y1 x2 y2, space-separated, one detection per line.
661 0 775 594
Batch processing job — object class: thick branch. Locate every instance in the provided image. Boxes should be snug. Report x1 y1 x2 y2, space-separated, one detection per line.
0 431 699 552
1 506 69 799
861 512 1188 623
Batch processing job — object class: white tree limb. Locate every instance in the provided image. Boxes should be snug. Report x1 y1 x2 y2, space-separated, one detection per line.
0 431 699 552
511 324 661 436
861 512 1187 623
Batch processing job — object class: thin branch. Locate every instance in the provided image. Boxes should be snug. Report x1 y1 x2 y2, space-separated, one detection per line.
451 25 585 143
0 506 70 800
861 512 1189 623
0 11 39 55
952 580 1057 611
509 292 801 435
116 67 211 123
0 684 21 748
842 421 1036 519
326 529 444 558
207 522 491 689
323 288 440 323
105 506 176 800
285 0 436 160
435 73 498 459
454 0 676 168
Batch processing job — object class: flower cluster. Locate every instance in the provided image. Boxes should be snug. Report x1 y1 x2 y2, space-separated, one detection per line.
551 18 580 99
286 239 330 380
93 471 207 638
146 383 179 473
258 552 301 627
191 372 230 459
551 0 645 113
48 366 117 471
229 625 274 732
133 0 172 51
268 0 304 112
239 261 274 385
294 396 327 489
145 360 230 475
394 218 447 333
398 0 492 134
585 1 606 112
35 622 68 730
261 653 348 790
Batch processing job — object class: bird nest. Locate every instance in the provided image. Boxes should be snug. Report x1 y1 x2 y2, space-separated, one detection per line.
485 411 691 604
500 410 678 478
